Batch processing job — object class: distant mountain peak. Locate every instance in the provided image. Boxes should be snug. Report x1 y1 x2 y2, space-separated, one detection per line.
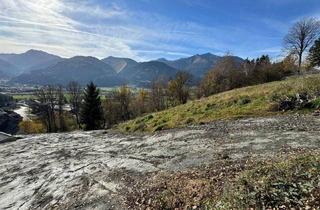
156 52 243 77
25 49 44 53
70 55 98 60
24 49 61 58
119 60 178 87
102 56 138 73
202 52 213 55
10 56 122 86
0 49 63 75
157 58 168 62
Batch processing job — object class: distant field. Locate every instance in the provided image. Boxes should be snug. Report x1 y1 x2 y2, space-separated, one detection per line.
119 75 320 132
11 94 35 100
9 86 146 101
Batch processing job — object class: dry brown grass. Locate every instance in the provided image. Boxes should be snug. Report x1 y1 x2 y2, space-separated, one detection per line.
124 149 320 210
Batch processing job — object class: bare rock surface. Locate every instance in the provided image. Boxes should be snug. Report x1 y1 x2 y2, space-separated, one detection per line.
0 114 320 209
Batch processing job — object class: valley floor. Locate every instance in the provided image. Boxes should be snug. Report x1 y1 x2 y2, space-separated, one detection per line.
0 114 320 209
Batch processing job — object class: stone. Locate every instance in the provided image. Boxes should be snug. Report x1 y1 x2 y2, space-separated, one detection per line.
0 132 16 143
313 109 320 116
0 109 22 134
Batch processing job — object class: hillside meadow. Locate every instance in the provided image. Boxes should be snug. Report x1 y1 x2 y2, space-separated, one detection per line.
119 75 320 132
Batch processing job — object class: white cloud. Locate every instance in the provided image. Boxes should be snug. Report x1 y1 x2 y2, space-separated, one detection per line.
0 0 234 60
0 0 269 60
0 0 139 59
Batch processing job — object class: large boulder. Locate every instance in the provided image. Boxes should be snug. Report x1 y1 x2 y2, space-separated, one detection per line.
0 109 22 134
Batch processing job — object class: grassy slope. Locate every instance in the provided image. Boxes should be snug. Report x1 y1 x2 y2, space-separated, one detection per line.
119 75 320 132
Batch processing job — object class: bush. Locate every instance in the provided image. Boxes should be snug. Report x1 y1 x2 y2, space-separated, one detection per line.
312 98 320 109
237 96 251 105
19 120 46 134
62 113 78 131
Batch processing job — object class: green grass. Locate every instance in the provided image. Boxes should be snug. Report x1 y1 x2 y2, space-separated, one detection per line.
119 75 320 132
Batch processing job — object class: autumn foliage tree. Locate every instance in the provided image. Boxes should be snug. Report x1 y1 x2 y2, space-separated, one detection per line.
132 88 149 116
198 56 244 97
168 71 192 105
280 54 298 75
112 85 132 121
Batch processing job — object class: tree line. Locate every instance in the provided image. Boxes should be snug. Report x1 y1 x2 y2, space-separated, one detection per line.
27 71 192 132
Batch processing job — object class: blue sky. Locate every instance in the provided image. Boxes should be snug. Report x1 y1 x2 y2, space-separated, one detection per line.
0 0 319 61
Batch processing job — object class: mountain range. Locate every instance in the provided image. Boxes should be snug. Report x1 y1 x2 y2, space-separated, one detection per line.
1 49 244 87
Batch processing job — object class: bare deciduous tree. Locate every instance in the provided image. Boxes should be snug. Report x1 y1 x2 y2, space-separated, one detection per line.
57 86 66 132
112 85 132 121
103 98 120 128
33 85 57 132
284 17 320 73
67 81 82 128
132 88 149 116
150 77 168 111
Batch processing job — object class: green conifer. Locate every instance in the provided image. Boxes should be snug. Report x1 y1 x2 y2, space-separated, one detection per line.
80 82 104 130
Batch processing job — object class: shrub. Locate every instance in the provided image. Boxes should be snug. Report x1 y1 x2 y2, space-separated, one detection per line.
19 120 46 134
237 96 251 105
312 98 320 109
185 117 195 124
62 114 78 131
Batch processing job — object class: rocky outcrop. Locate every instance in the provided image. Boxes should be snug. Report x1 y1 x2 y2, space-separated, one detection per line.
0 109 22 134
0 114 320 209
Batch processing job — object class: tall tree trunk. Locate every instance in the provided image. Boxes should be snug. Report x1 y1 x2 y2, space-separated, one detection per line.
298 52 303 75
75 113 81 129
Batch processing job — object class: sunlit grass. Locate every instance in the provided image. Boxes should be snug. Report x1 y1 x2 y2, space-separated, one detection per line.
119 75 320 132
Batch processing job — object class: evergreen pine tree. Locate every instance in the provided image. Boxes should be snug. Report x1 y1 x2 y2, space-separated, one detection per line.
308 38 320 67
80 82 104 130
